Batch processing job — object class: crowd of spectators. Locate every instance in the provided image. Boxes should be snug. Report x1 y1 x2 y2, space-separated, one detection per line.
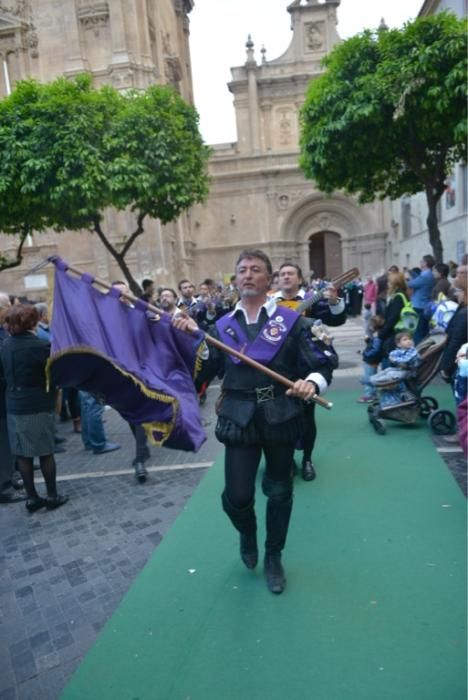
357 254 467 456
1 254 466 514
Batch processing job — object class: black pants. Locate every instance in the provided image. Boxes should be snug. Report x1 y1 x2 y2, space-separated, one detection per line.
129 424 148 465
222 443 294 554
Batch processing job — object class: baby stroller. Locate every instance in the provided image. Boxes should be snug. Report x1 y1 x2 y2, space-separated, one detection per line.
367 333 457 436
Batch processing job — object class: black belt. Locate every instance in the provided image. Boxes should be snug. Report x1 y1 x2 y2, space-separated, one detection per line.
225 385 285 404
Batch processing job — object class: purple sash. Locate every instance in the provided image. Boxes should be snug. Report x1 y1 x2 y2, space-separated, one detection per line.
216 305 300 365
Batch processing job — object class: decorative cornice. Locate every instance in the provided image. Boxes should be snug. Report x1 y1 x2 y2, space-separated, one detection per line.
0 1 38 58
173 0 194 14
77 1 109 30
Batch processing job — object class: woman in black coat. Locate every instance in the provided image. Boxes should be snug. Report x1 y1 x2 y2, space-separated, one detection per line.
0 304 68 513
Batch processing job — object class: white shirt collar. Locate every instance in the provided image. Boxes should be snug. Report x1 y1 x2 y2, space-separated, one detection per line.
230 296 278 324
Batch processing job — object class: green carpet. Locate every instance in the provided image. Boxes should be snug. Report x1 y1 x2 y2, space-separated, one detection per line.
62 389 467 700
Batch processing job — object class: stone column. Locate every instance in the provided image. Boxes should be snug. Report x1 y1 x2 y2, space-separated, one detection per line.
109 0 130 66
245 37 260 154
64 1 88 76
299 241 310 277
262 101 273 151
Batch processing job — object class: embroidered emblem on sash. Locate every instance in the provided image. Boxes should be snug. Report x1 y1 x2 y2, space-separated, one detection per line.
225 327 238 340
262 319 287 345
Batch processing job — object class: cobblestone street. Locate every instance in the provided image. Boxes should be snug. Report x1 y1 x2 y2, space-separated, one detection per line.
0 319 465 700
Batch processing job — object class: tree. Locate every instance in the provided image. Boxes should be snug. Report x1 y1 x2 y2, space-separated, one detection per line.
0 75 210 293
299 12 467 263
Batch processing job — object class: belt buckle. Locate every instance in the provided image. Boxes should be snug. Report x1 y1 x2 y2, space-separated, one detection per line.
255 385 274 404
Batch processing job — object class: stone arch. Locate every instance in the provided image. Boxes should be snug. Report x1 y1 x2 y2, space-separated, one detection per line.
280 193 371 278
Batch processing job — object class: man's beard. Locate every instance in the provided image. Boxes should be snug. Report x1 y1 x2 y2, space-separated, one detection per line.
240 288 262 298
160 302 175 312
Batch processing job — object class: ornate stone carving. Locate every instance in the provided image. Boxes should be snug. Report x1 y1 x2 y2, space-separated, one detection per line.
0 1 26 15
0 1 38 59
318 213 331 229
309 213 336 231
304 21 324 51
165 55 182 87
276 194 290 210
162 31 182 88
110 68 134 89
77 1 109 36
25 23 37 56
278 107 293 145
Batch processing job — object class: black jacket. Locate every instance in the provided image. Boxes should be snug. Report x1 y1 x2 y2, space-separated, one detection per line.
209 309 338 427
0 333 55 415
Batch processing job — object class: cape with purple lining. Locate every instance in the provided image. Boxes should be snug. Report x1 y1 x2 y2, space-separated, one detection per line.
47 258 206 452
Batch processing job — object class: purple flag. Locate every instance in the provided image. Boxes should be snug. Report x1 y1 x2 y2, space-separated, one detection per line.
48 259 206 452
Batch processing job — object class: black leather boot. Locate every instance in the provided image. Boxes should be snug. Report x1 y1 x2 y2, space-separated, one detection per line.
240 533 258 569
221 491 257 568
264 553 286 594
134 461 148 483
301 460 316 481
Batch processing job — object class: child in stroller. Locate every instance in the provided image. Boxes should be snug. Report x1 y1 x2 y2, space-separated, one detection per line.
369 331 422 407
367 332 453 435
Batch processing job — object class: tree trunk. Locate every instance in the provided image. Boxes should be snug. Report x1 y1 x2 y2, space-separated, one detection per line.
92 219 143 296
425 185 444 264
0 229 29 272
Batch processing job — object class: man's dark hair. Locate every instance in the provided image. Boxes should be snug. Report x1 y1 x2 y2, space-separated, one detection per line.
178 279 192 291
279 262 303 280
111 280 126 286
388 265 399 273
142 278 154 291
235 249 273 276
5 304 38 335
202 278 215 287
434 263 449 278
159 287 177 300
422 254 435 269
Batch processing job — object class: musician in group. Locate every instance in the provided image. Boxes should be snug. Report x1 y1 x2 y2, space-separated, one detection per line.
173 249 338 595
273 263 346 481
177 279 198 316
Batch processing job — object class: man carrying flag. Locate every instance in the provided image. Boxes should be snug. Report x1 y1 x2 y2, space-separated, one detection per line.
173 249 338 595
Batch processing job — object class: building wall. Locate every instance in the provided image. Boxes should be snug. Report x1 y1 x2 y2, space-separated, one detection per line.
190 0 390 284
0 0 196 298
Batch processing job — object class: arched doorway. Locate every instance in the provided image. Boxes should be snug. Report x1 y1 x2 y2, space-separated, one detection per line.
308 231 342 279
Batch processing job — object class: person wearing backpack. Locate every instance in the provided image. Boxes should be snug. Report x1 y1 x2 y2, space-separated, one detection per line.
408 254 436 344
377 272 414 366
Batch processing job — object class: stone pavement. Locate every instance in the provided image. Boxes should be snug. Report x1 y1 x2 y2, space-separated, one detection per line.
0 318 465 700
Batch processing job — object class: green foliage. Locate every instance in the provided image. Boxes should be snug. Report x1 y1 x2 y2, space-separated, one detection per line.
0 75 210 275
300 12 467 203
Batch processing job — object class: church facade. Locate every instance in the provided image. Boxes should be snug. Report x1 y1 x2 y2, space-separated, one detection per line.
1 0 465 297
189 0 390 284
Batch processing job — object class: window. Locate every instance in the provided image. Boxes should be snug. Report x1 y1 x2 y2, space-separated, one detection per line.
401 197 412 239
24 274 48 290
445 172 456 210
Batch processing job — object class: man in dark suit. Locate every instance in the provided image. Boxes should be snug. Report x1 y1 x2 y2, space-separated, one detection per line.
173 249 338 594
